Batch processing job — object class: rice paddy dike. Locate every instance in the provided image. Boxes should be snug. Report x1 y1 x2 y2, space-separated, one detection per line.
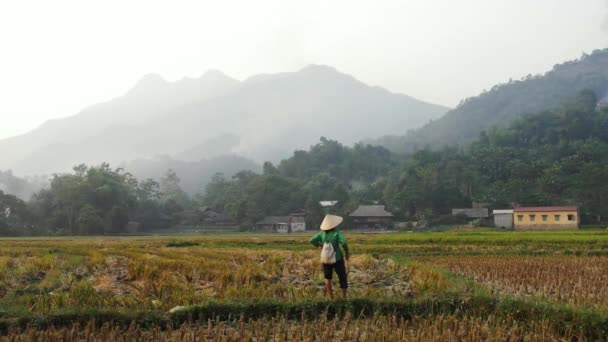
2 230 608 340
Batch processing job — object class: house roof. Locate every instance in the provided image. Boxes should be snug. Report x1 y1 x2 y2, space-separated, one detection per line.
256 216 290 225
349 205 393 217
514 206 578 213
493 209 514 214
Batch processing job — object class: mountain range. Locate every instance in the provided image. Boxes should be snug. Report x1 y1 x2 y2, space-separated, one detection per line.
0 65 448 176
372 49 608 153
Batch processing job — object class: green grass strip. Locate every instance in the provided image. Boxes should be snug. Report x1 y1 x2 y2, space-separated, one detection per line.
2 297 607 339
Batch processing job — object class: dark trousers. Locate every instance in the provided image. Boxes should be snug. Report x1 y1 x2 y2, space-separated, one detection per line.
322 258 348 289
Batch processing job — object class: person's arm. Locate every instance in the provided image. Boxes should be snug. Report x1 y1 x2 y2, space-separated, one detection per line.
338 231 350 260
310 232 323 247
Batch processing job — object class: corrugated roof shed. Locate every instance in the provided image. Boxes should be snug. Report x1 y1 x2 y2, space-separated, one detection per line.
349 205 393 217
493 209 514 214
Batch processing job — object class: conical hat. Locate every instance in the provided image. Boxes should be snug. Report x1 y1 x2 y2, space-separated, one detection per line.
320 214 343 231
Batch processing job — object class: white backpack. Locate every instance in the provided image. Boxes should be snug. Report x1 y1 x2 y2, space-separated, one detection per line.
320 237 336 264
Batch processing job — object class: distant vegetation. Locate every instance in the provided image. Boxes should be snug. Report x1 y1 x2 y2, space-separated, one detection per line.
0 170 48 200
201 138 396 228
381 89 608 223
5 48 608 234
374 49 608 154
123 154 260 196
200 90 608 227
2 89 608 235
0 136 400 235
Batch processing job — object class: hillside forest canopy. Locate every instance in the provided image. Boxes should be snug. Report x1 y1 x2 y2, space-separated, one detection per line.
1 90 608 235
374 49 608 154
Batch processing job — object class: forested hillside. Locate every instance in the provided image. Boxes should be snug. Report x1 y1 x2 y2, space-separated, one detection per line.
0 138 396 235
204 90 608 227
374 49 608 154
382 90 608 223
2 90 608 235
202 138 396 227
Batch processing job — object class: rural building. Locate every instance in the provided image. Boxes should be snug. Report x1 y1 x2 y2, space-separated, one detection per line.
256 216 290 232
513 206 579 230
287 209 306 233
493 209 514 228
349 205 393 230
256 211 306 233
451 208 489 219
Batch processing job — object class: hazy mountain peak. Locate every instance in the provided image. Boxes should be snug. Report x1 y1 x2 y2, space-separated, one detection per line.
0 65 448 175
370 48 608 154
296 64 358 84
299 64 338 74
173 70 239 92
243 64 347 85
136 73 167 84
128 73 168 96
200 69 237 82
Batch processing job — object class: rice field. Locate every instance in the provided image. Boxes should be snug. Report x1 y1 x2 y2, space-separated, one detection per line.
1 230 608 340
0 238 410 315
3 314 579 341
413 255 608 308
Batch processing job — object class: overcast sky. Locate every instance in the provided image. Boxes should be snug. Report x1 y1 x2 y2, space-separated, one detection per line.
1 0 606 140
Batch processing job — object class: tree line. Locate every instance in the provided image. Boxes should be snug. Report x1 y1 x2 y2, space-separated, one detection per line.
204 90 608 227
382 90 608 224
0 165 190 235
0 138 394 235
2 90 608 235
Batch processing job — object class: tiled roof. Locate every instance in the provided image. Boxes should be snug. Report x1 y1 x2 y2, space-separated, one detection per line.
349 205 393 217
514 206 578 213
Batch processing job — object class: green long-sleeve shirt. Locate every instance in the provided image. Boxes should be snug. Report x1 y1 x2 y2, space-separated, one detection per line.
310 230 349 261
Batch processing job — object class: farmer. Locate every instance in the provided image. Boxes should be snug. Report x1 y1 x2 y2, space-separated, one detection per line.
310 214 350 300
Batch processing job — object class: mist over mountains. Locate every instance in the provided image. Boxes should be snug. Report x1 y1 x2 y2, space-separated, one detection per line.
0 65 448 178
372 49 608 154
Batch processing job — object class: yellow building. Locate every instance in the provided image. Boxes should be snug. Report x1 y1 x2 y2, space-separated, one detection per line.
513 206 579 230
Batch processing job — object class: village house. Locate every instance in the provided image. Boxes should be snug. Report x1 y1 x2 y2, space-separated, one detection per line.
493 209 514 228
349 205 393 230
287 209 306 232
255 216 290 233
255 210 306 233
513 206 579 230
